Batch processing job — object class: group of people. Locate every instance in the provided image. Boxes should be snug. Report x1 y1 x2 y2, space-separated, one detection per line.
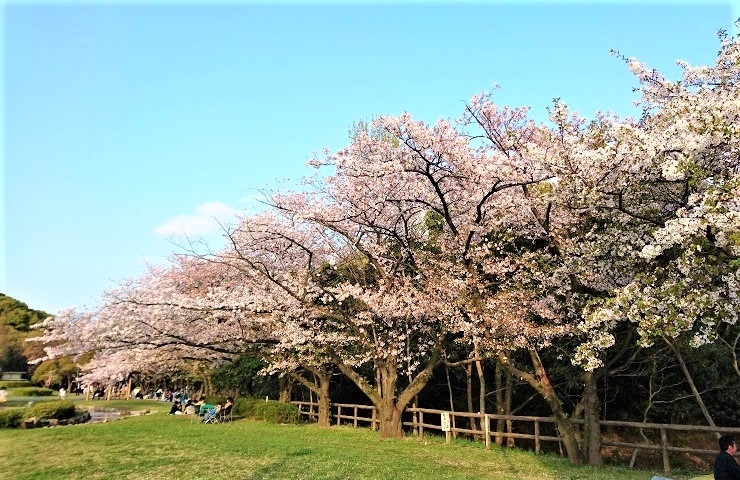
168 395 204 415
202 396 234 422
168 395 234 420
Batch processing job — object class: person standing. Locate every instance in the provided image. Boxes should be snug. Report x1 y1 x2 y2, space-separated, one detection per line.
58 386 67 400
715 435 740 480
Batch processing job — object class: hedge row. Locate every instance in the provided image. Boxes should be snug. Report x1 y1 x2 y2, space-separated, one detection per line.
0 380 33 388
0 409 24 428
0 400 78 429
233 397 299 424
26 400 77 420
11 387 55 397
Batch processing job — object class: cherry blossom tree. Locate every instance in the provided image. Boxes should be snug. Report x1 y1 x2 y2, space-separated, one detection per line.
582 29 740 357
579 29 740 434
311 103 612 461
31 255 278 393
215 191 452 438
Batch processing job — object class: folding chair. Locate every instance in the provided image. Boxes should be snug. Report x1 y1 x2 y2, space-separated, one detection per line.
203 406 220 424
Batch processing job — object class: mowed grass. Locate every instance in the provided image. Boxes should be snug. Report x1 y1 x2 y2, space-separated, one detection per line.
0 401 702 480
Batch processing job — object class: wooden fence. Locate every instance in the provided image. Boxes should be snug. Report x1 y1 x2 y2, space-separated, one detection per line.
291 401 735 474
292 401 379 429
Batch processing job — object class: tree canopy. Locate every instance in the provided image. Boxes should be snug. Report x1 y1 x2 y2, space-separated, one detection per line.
0 293 48 332
0 293 49 373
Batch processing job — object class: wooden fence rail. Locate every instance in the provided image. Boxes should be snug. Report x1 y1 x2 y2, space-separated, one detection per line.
291 401 735 474
292 401 379 429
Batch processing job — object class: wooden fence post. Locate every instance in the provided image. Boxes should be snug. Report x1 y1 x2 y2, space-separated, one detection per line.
336 405 341 426
485 415 491 450
660 428 671 474
534 419 540 455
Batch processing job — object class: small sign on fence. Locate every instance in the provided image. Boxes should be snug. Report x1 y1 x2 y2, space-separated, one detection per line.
441 412 450 432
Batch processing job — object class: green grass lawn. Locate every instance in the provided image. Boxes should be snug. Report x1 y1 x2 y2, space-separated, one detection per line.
0 400 707 480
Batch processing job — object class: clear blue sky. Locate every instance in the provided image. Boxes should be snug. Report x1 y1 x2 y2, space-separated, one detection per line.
1 0 737 314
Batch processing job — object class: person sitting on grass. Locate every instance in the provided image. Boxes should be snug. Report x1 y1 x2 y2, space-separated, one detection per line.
198 399 215 417
183 399 197 415
168 400 182 415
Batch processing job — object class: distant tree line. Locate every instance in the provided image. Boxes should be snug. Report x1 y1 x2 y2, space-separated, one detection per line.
0 293 47 372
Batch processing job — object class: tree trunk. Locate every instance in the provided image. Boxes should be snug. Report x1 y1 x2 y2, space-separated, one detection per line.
475 359 485 435
289 365 333 428
445 353 455 412
202 374 213 396
495 360 504 446
505 369 514 448
278 375 294 403
466 363 475 429
476 359 485 414
332 340 443 439
473 340 486 415
317 378 331 428
498 349 584 464
664 337 718 433
126 377 132 399
377 362 403 438
405 319 419 436
377 394 405 438
582 370 602 466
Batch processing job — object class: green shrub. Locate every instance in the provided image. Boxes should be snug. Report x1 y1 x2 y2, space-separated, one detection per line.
12 387 55 397
232 396 254 417
24 400 76 421
233 397 299 424
204 396 222 406
256 401 299 424
0 380 32 388
0 409 25 428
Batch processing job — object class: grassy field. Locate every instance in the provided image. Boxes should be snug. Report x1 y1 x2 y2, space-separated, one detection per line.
0 400 709 480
